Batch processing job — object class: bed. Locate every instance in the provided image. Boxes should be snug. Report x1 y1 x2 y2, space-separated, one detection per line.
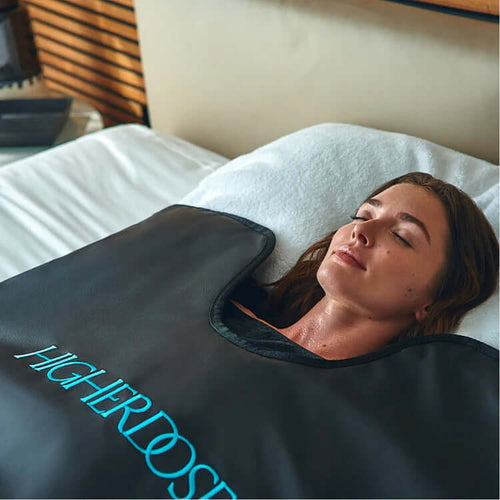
0 1 498 498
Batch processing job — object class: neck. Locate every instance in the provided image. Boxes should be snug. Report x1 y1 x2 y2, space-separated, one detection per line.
277 297 413 360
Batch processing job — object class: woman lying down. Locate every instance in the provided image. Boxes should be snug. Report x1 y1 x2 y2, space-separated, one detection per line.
2 171 498 499
230 172 499 360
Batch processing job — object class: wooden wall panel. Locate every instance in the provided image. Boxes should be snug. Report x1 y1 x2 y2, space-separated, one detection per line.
22 0 146 127
413 0 498 16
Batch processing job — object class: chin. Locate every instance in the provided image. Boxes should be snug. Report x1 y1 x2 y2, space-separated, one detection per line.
317 259 360 291
317 267 355 301
316 265 334 292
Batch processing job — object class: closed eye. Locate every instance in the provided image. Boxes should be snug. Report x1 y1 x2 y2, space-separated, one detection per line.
350 215 412 248
393 232 412 248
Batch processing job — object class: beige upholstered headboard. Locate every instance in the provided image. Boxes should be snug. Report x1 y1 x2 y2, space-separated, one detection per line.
135 0 498 163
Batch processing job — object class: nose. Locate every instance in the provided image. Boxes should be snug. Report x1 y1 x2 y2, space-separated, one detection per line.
352 221 373 246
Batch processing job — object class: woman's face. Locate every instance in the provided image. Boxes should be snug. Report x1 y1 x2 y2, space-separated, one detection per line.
317 183 450 323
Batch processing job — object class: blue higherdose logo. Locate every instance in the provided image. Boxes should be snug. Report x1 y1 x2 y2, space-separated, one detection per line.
14 345 237 499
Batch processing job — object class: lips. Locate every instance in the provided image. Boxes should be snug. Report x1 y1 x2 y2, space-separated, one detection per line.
334 246 366 270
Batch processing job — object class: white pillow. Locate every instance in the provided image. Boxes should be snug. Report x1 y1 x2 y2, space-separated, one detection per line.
181 123 499 349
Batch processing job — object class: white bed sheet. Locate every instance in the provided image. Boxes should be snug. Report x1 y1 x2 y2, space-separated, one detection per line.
0 124 229 283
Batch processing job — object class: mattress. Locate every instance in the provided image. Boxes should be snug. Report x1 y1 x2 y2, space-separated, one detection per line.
0 124 229 283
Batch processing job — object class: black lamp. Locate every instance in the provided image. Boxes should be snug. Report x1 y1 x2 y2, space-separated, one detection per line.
0 0 72 146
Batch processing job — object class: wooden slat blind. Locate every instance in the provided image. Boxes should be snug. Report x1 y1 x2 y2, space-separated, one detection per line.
21 0 146 127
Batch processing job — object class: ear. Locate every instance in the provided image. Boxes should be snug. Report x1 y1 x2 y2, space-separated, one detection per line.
415 304 431 323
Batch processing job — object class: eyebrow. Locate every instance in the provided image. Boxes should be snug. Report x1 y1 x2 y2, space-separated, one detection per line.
365 198 431 245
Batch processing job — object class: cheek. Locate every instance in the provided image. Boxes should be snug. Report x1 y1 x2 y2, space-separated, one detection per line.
395 268 436 305
330 226 351 248
374 251 427 294
401 283 418 302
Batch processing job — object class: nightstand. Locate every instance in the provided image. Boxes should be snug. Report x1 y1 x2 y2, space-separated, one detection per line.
0 83 103 167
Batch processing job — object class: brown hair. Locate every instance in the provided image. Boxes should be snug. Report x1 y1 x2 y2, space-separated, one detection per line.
256 172 499 340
